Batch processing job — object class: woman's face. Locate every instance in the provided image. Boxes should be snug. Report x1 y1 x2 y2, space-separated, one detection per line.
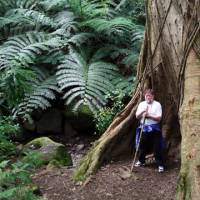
145 93 154 104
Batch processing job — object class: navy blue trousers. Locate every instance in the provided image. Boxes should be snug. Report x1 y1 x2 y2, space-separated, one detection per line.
138 131 164 166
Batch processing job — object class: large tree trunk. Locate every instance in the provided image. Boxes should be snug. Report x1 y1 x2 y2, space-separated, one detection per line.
74 0 200 199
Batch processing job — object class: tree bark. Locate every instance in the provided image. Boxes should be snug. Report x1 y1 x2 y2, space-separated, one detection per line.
74 1 200 199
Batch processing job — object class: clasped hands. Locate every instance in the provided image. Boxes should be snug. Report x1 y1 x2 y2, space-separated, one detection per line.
142 107 151 119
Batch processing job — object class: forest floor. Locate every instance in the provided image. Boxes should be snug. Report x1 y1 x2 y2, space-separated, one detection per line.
33 136 180 200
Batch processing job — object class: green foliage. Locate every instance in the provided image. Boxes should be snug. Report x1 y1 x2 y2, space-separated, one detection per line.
83 16 133 34
0 116 20 138
67 0 115 20
0 117 20 161
14 75 60 122
0 147 44 200
0 32 64 69
0 0 145 195
0 65 36 107
40 0 69 12
115 0 145 23
112 75 136 96
20 151 45 170
94 90 126 134
56 48 120 112
0 159 41 200
0 0 144 121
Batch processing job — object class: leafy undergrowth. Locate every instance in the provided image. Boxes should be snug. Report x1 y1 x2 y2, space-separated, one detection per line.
0 152 45 200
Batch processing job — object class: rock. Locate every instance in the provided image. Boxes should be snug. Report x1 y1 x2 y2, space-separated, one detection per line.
24 137 72 168
118 167 134 180
76 144 85 151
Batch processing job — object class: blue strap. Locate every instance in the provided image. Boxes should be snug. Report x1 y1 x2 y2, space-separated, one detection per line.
135 123 165 149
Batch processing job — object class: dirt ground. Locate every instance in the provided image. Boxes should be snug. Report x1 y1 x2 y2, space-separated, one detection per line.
33 158 180 200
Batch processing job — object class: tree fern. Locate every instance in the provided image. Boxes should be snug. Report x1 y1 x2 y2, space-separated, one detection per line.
53 10 78 35
40 0 69 12
0 0 144 122
67 32 94 47
0 32 64 70
15 0 39 10
5 8 56 29
83 16 134 33
0 15 51 40
67 0 113 20
13 73 60 121
0 0 39 16
0 0 16 16
56 49 120 113
81 17 136 45
0 1 57 39
0 15 34 30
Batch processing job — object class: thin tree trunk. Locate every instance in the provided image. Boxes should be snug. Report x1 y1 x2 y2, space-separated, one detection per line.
74 1 200 199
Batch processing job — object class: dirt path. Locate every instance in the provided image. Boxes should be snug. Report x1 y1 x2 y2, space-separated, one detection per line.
33 160 179 200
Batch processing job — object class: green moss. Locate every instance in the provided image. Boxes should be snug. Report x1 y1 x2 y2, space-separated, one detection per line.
47 160 62 170
25 137 54 149
176 173 192 200
64 104 93 117
78 104 93 116
54 146 72 166
73 143 98 182
24 137 72 168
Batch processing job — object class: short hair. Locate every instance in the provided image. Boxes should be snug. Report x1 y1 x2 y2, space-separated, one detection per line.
143 89 154 96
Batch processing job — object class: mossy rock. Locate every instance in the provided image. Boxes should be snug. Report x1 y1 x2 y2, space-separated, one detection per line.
24 137 72 168
64 104 93 117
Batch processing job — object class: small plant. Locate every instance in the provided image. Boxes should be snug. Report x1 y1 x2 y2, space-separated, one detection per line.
0 160 41 200
0 151 45 200
0 116 20 161
0 116 20 138
94 90 126 134
20 151 45 170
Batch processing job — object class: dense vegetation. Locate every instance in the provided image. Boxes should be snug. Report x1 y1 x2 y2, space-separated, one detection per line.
0 0 144 119
0 0 145 199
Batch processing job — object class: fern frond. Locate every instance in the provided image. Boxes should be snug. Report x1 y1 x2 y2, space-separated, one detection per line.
56 49 120 113
0 32 64 69
53 10 78 34
0 16 34 29
0 0 16 16
16 0 39 10
90 45 119 62
82 17 134 36
0 0 39 16
121 50 139 67
5 8 56 29
130 25 145 51
112 75 136 95
13 75 60 121
40 0 68 12
67 0 109 19
67 32 94 47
